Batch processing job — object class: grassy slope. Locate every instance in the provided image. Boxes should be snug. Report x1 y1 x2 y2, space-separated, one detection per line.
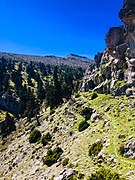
0 111 7 121
78 93 135 177
0 92 135 179
40 92 135 179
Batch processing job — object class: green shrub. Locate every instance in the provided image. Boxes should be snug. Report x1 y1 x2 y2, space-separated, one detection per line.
50 109 55 115
78 173 84 179
41 132 52 146
68 163 75 168
89 140 103 156
75 93 80 98
119 144 125 155
45 132 52 141
41 137 48 146
88 167 125 180
78 121 90 132
29 129 41 143
62 158 69 166
91 91 98 100
53 126 58 133
43 147 63 166
81 107 93 120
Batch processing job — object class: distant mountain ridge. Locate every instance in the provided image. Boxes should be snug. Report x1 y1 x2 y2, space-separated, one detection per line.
0 52 92 69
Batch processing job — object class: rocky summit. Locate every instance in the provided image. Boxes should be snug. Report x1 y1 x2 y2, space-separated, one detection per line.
0 0 135 180
82 0 135 96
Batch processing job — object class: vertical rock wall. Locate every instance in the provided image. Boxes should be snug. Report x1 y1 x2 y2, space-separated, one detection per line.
82 0 135 95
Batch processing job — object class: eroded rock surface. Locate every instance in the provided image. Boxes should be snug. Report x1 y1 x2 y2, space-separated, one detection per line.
82 0 135 96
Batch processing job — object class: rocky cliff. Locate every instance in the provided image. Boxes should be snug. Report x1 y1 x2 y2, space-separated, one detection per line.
82 0 135 96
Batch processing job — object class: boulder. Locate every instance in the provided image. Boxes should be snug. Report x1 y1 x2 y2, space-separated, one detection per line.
91 112 102 123
54 169 76 180
94 52 103 68
128 58 135 67
121 140 135 159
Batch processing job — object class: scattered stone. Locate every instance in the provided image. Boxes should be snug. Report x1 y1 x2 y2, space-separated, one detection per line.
126 170 135 177
121 140 135 159
55 168 76 180
104 106 110 112
91 112 102 123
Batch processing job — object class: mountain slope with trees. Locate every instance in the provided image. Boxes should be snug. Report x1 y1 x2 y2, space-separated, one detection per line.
0 0 135 179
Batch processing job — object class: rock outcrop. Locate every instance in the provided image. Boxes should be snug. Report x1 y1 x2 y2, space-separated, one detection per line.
82 0 135 96
120 140 135 159
0 88 21 116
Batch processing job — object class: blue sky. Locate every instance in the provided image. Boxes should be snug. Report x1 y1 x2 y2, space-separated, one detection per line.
0 0 123 59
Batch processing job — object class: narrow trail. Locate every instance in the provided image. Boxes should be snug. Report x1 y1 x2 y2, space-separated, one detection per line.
81 94 135 165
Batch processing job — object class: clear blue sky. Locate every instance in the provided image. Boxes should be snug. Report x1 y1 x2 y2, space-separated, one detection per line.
0 0 123 59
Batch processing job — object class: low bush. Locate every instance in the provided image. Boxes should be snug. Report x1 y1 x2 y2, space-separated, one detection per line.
88 167 125 180
53 126 58 133
62 158 69 166
81 107 93 120
78 173 85 179
43 147 63 166
29 129 41 143
89 140 103 156
119 144 125 155
75 93 80 98
91 91 98 100
50 109 55 115
44 132 52 141
41 132 52 146
41 137 48 146
78 121 90 132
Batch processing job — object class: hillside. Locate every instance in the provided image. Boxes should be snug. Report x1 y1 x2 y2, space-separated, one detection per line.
0 0 135 179
0 52 92 69
0 92 134 179
0 57 85 117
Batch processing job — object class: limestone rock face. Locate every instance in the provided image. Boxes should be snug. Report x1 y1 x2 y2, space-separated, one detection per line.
119 0 135 20
119 0 135 58
82 0 135 96
105 26 125 50
94 52 103 68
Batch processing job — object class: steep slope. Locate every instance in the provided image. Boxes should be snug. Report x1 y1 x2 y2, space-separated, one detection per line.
0 57 85 118
0 0 135 179
0 92 134 179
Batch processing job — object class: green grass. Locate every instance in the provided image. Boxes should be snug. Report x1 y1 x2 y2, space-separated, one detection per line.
78 93 135 175
3 92 134 179
0 111 7 121
50 92 134 178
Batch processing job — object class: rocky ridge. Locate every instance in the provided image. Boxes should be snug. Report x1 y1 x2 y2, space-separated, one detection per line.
82 0 135 96
0 52 92 69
